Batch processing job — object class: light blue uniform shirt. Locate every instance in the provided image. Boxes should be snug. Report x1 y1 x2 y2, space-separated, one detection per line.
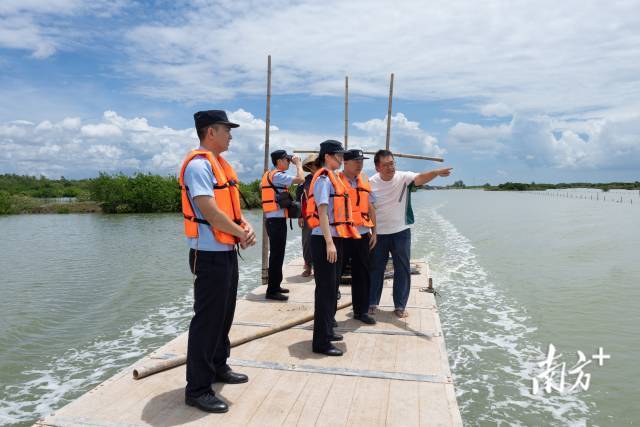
265 170 294 218
311 175 338 237
346 176 377 235
183 154 234 252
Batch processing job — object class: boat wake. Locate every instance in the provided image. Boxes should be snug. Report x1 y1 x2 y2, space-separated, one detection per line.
0 246 283 426
413 205 593 425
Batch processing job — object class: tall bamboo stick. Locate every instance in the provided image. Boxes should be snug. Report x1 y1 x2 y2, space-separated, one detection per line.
261 55 271 286
344 76 349 149
293 149 443 162
385 73 394 150
133 299 354 379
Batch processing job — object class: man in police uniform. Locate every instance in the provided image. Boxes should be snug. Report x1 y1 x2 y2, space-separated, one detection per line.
340 149 377 325
180 110 256 413
261 150 305 300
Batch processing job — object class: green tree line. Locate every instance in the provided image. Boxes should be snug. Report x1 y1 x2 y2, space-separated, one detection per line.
0 173 263 215
3 173 639 215
486 181 640 191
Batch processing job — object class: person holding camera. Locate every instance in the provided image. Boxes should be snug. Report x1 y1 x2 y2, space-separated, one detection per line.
261 150 305 301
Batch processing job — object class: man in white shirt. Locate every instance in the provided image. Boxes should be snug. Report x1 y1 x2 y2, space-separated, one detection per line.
369 149 452 318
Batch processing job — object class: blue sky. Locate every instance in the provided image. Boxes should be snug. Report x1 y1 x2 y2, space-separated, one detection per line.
1 0 639 184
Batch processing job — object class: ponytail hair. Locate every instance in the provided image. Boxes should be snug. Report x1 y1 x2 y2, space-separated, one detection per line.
313 153 326 170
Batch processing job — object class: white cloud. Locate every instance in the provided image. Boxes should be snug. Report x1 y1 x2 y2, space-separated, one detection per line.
353 113 445 158
447 114 640 170
0 109 344 179
447 121 511 156
0 108 448 179
0 111 192 178
480 103 512 117
81 123 122 138
0 0 127 58
0 15 57 58
117 0 640 121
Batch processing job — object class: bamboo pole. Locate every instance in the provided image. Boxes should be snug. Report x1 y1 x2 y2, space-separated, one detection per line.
261 55 271 286
386 73 394 150
344 76 349 149
132 300 354 380
293 149 444 163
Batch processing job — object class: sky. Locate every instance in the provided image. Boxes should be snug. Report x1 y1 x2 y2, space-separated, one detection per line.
1 0 639 185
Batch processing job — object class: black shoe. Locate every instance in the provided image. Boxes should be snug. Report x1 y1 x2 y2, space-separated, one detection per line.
337 289 342 300
331 318 338 327
354 313 377 325
266 292 288 301
313 345 343 356
329 333 343 341
277 287 290 294
185 392 228 413
215 370 248 384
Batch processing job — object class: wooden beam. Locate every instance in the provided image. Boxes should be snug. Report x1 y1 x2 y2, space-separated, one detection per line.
261 55 271 286
293 149 443 163
386 73 394 150
344 76 349 149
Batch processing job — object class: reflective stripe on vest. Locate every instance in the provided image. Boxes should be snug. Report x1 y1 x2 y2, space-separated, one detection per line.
305 168 361 239
338 171 375 228
178 150 244 245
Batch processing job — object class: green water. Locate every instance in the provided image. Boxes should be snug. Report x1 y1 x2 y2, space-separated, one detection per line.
1 190 638 425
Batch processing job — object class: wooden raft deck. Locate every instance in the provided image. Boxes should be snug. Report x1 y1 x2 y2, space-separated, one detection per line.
37 258 462 426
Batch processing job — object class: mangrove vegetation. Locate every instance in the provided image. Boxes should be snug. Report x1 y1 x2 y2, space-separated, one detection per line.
2 173 639 215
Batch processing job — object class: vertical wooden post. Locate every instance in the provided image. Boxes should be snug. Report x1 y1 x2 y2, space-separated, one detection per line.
385 73 394 151
344 76 349 149
261 55 272 286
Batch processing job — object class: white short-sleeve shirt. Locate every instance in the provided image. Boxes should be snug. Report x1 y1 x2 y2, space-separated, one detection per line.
369 171 418 235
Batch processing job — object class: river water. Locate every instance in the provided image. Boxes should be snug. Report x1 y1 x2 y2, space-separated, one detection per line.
0 190 638 426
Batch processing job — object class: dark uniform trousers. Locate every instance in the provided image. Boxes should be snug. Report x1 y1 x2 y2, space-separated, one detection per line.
311 235 343 351
265 217 287 294
342 233 371 317
185 248 238 398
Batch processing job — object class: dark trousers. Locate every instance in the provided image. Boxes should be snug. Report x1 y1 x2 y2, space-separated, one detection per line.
311 235 343 351
301 222 313 267
265 217 287 294
185 249 238 398
343 233 371 316
369 228 411 310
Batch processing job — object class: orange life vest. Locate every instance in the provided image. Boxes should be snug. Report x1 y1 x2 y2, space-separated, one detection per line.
305 168 361 239
260 169 290 217
339 172 375 228
178 149 244 245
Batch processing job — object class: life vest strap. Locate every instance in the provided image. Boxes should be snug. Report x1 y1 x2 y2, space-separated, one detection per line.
184 214 210 225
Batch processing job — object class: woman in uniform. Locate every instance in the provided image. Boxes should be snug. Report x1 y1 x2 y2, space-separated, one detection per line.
305 140 360 356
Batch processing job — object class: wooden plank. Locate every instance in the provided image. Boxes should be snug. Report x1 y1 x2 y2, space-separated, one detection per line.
282 373 335 426
38 259 462 427
246 370 309 425
387 380 420 426
345 377 390 425
315 375 358 426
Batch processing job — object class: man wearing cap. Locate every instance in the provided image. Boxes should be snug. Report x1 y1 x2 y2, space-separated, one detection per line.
369 149 452 319
261 150 305 300
179 110 256 413
339 149 377 325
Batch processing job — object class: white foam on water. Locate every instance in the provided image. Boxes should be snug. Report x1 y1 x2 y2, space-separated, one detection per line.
0 293 195 425
0 239 290 425
414 206 594 425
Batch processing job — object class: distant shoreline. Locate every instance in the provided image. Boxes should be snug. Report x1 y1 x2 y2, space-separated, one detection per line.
2 173 639 215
